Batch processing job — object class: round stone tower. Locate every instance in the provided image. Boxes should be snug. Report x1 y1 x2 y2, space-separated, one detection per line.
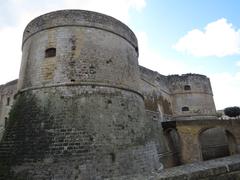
167 74 217 120
0 10 160 179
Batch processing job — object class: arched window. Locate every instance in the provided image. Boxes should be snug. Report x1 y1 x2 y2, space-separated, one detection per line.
184 85 191 90
45 48 56 58
182 106 189 111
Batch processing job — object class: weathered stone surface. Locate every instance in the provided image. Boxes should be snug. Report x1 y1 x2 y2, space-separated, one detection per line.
154 155 240 180
0 80 17 139
174 119 240 164
22 10 138 52
0 9 239 180
0 10 161 179
139 67 217 121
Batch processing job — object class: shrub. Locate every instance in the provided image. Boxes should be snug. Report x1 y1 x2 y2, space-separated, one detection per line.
224 106 240 117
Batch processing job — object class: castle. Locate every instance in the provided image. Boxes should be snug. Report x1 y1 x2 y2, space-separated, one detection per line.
0 10 240 179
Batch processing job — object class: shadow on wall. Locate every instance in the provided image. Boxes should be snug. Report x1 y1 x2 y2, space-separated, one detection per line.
199 127 237 161
164 128 181 166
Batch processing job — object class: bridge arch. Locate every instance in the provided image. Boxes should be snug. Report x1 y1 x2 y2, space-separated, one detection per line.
198 127 237 161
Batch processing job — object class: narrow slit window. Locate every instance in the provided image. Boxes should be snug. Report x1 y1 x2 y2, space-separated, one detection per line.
6 97 10 106
4 117 8 128
184 85 191 91
45 48 56 58
182 106 189 111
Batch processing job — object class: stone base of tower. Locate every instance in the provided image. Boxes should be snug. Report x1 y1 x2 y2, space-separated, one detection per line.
0 86 161 179
7 142 158 179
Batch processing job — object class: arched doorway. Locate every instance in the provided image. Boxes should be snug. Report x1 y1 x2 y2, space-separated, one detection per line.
199 127 237 161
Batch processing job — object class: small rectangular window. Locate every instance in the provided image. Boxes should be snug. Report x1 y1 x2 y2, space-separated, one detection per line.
184 85 191 91
45 48 56 58
4 117 8 128
182 106 189 111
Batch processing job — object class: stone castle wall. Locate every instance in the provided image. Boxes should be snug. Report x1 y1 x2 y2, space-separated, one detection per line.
0 9 222 179
18 10 139 91
0 80 17 139
0 10 161 179
0 63 217 136
139 68 217 121
0 67 218 172
0 62 217 172
139 66 173 120
167 74 216 119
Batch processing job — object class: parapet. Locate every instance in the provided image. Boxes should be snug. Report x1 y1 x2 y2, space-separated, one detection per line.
22 10 138 53
0 79 18 95
167 73 213 95
167 73 207 80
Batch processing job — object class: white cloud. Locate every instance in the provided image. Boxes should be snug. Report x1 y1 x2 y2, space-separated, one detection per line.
210 72 240 110
174 18 240 57
138 31 240 110
0 26 22 84
173 18 240 109
63 0 146 23
137 32 188 75
237 61 240 67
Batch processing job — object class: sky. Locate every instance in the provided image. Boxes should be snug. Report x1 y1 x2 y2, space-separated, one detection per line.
0 0 239 110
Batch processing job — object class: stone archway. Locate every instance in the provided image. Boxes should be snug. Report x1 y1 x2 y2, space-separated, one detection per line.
199 127 237 161
175 119 240 164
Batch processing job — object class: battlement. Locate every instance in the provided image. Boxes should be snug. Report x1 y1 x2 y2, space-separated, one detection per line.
0 79 17 96
166 73 211 94
167 73 207 80
23 10 138 53
138 67 216 120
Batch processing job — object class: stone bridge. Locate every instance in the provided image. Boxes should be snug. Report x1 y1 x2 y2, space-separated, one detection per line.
162 118 240 164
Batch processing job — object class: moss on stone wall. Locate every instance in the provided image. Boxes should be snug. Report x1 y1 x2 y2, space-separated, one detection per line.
0 92 52 178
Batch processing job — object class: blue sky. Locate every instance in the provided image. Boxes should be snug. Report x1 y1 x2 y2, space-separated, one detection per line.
0 0 239 109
